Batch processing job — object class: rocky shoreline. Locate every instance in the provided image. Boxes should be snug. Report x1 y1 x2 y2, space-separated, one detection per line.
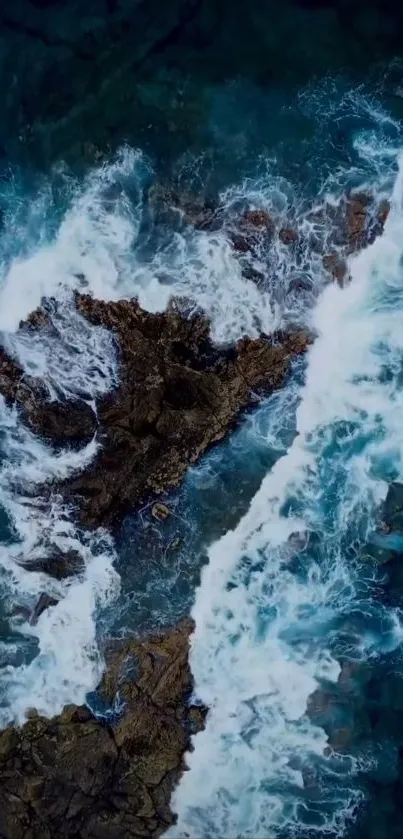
0 189 391 838
0 620 205 839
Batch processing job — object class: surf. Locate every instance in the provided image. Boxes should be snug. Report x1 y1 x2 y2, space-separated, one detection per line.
168 152 403 837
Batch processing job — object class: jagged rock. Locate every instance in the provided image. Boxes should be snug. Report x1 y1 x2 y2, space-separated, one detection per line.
228 208 274 255
29 593 59 625
44 295 308 528
0 293 309 531
228 192 388 292
22 308 52 330
311 193 389 267
279 226 299 245
0 620 205 839
18 549 86 580
230 231 254 253
345 193 370 251
322 252 348 286
243 209 274 230
0 346 97 446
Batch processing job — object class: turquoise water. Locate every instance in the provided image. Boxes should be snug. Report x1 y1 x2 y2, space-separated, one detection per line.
0 70 403 838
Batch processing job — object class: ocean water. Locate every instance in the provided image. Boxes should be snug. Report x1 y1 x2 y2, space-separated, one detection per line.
0 75 403 839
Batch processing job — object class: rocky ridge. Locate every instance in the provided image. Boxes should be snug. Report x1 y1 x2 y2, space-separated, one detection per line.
0 294 310 530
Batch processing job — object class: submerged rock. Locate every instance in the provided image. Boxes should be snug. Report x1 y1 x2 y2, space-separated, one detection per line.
279 226 299 245
361 541 399 566
311 193 389 283
147 183 219 230
228 207 274 255
0 620 204 839
383 481 403 529
29 593 59 625
225 191 389 293
17 549 86 580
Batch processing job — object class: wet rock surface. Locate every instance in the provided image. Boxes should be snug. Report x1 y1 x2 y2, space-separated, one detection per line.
0 346 97 446
314 193 389 285
0 287 311 530
17 548 86 580
222 191 389 292
0 620 204 839
11 294 307 528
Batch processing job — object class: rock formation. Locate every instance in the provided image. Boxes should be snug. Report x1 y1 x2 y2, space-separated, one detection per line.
67 295 309 527
0 294 310 529
0 346 97 446
0 620 204 839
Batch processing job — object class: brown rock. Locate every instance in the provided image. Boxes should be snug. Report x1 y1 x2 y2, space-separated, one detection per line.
22 307 52 330
0 295 311 531
279 226 299 245
322 252 348 286
346 193 369 251
0 621 204 839
230 232 252 253
341 193 389 254
49 295 309 528
0 346 97 446
228 208 274 257
243 209 273 230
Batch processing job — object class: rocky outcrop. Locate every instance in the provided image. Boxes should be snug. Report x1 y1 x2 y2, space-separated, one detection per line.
0 620 204 839
0 347 97 446
219 191 389 290
0 186 390 836
9 295 305 528
65 297 308 527
0 292 310 530
316 193 390 286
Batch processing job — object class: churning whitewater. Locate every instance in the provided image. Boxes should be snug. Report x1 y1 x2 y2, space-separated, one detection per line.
169 156 403 836
0 145 308 726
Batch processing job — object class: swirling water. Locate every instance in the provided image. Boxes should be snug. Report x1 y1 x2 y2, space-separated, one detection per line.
0 79 403 838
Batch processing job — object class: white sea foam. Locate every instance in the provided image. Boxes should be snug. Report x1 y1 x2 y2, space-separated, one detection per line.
168 154 403 836
0 143 331 352
0 394 119 725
